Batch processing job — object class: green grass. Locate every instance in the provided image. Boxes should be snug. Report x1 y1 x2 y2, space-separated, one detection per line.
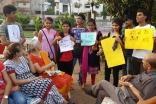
24 31 34 38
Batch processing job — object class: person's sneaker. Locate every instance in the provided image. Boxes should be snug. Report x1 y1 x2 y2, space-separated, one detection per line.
82 88 96 98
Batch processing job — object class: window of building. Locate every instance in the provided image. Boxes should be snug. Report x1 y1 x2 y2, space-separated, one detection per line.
23 3 26 6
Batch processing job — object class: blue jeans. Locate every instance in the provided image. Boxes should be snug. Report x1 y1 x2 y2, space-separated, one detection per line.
0 91 27 104
122 56 133 76
72 57 82 83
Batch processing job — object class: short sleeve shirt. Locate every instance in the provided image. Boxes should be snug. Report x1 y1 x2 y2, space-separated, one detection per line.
132 24 156 59
0 21 24 39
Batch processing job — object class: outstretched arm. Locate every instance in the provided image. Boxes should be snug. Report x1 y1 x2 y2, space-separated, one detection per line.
137 96 156 104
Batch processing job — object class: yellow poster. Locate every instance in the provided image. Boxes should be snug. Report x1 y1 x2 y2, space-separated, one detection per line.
125 28 154 50
101 38 125 68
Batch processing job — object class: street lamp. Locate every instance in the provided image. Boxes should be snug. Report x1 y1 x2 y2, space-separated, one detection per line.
74 0 82 14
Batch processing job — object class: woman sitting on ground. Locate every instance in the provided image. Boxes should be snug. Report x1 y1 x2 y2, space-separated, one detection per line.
4 43 69 104
28 38 73 100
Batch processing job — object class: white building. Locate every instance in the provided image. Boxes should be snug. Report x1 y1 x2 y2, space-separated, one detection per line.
54 0 103 15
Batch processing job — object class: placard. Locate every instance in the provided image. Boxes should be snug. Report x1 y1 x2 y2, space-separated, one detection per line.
72 28 85 43
125 28 154 50
58 35 74 52
101 38 125 68
81 32 96 46
7 25 21 42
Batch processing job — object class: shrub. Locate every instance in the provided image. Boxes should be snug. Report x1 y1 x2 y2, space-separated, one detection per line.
32 17 43 32
54 12 76 32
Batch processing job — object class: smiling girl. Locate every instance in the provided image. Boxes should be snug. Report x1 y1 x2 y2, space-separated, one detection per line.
38 17 56 61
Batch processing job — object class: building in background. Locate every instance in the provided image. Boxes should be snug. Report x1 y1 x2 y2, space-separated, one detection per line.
0 0 103 19
0 0 49 15
54 0 103 16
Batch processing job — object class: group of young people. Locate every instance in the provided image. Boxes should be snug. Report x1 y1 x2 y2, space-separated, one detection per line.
0 3 156 104
83 9 156 104
0 4 102 104
0 4 75 104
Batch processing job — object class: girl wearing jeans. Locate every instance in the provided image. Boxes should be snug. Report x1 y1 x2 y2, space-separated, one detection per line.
0 62 27 104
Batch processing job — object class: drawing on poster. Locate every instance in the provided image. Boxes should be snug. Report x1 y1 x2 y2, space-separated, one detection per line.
7 25 20 42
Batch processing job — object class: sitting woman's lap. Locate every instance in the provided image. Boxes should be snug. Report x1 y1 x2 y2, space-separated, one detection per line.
0 91 27 104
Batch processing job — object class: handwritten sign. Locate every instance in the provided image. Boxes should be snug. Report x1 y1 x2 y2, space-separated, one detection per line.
101 38 125 68
125 28 154 50
58 35 74 52
72 28 86 43
81 32 96 46
7 25 21 42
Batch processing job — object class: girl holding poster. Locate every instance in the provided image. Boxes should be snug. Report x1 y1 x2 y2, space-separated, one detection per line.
81 18 103 88
100 18 124 87
52 21 75 76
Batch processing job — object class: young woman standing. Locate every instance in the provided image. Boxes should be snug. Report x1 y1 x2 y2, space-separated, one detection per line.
38 17 56 61
81 18 102 88
52 21 75 76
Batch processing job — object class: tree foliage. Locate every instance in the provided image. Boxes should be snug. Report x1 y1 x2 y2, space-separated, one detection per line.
45 7 55 15
99 0 156 26
53 12 76 32
32 17 42 32
47 0 55 6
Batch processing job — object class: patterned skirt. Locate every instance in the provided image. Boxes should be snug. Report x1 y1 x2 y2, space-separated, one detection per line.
20 78 64 104
88 50 100 74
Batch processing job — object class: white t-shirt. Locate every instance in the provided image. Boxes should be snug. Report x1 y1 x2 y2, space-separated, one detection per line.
132 24 156 59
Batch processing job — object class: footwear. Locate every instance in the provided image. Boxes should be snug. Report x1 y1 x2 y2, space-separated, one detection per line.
83 88 96 98
67 101 74 104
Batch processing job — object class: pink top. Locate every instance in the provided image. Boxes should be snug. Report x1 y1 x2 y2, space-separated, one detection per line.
40 28 56 59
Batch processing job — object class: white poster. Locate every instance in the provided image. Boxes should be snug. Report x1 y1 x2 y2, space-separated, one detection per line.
7 25 21 42
58 35 74 52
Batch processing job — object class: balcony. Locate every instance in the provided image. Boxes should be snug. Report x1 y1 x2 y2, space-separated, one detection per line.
18 7 29 11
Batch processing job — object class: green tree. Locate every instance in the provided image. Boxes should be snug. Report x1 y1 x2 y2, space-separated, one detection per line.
15 11 30 29
32 17 42 32
98 0 156 26
45 7 55 15
47 0 55 6
54 12 76 32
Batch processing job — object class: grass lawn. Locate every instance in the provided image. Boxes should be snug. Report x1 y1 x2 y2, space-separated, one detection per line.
24 31 34 38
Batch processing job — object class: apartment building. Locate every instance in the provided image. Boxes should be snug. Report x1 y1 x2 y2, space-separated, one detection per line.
54 0 103 15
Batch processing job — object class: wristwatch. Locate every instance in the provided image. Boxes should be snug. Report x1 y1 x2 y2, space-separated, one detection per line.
129 84 134 88
4 95 8 99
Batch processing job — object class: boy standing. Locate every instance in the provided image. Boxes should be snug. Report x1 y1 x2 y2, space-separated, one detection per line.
0 4 25 55
132 9 156 75
122 15 135 75
72 14 87 85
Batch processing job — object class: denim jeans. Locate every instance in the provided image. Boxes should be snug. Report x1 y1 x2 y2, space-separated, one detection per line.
72 57 82 83
122 56 133 76
0 91 27 104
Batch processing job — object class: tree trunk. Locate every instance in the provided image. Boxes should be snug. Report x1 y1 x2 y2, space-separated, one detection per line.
148 0 154 23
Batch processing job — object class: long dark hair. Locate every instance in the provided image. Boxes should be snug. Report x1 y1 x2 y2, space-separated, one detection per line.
5 43 22 59
87 18 97 30
42 17 53 28
62 20 72 34
112 17 123 35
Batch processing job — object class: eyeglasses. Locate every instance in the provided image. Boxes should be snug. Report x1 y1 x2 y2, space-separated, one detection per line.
76 18 82 20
